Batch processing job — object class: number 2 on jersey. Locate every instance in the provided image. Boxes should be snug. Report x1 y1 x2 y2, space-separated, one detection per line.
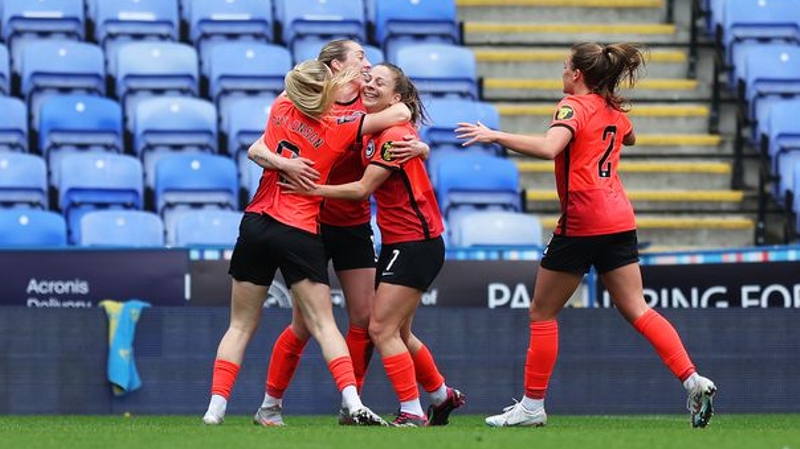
597 125 617 178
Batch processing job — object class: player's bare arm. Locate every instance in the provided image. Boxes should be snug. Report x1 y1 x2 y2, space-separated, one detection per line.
247 134 320 190
280 165 391 201
362 102 411 135
456 121 572 160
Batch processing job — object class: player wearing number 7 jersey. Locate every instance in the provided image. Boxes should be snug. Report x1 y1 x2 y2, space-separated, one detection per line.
456 42 716 429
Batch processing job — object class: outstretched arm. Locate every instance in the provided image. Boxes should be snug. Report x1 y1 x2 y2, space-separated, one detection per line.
280 165 392 201
455 121 572 160
361 103 411 136
247 134 321 190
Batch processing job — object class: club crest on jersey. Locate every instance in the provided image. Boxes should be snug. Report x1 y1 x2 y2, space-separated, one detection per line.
381 142 394 161
555 105 574 120
365 139 376 158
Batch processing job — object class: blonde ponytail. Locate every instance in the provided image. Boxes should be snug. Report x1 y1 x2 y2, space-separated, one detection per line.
284 60 359 119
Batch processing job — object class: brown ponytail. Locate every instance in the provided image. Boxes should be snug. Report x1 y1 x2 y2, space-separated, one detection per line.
570 42 648 110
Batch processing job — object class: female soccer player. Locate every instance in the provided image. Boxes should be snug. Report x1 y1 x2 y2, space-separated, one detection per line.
282 63 466 427
246 40 431 426
201 59 412 427
456 42 717 428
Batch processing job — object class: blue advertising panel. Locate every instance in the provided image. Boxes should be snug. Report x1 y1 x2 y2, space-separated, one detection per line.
0 249 190 307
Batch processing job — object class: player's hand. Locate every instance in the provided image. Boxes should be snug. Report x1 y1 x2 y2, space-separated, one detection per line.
389 135 427 163
280 157 320 191
277 178 317 196
455 121 495 147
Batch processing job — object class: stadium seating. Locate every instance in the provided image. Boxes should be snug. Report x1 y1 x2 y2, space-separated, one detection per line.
761 99 800 201
373 0 459 61
2 0 85 67
132 96 218 188
58 153 144 243
395 43 478 99
92 0 179 52
450 210 542 248
739 44 800 138
0 97 28 152
0 153 48 209
39 95 123 186
794 159 800 232
187 0 274 56
0 209 67 248
721 0 800 75
278 0 366 58
422 98 501 154
113 42 199 122
153 153 238 231
18 40 105 118
244 158 264 201
222 96 272 172
0 44 8 95
77 210 165 247
205 42 289 112
168 209 242 247
435 153 521 220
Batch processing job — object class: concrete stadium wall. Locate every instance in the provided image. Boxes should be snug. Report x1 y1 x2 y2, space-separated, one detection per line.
1 307 797 416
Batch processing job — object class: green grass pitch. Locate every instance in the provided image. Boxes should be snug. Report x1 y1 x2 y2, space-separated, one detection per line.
1 415 798 449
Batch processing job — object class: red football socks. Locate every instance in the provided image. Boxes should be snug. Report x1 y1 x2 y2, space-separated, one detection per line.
524 320 559 400
634 309 696 381
266 326 308 398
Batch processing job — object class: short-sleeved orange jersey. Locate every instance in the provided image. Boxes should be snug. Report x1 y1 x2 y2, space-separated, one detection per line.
363 124 444 244
319 96 372 227
247 96 364 234
549 94 636 236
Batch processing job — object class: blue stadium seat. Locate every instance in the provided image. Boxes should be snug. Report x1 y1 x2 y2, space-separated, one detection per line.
113 42 199 122
169 209 242 247
58 153 144 244
132 96 218 188
187 0 274 53
794 159 800 233
0 97 28 152
761 99 800 201
395 43 478 99
205 42 289 112
427 146 491 189
740 44 800 138
435 153 521 220
222 96 272 171
450 210 542 248
18 40 105 118
2 0 85 67
0 153 48 209
78 210 165 247
722 0 800 75
245 158 264 201
153 154 238 231
39 95 123 187
373 0 459 61
422 98 501 154
278 0 366 58
93 0 179 52
0 209 67 248
0 44 8 95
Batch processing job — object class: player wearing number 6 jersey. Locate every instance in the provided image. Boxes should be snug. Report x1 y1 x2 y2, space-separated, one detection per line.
202 59 412 427
282 63 466 427
456 42 716 429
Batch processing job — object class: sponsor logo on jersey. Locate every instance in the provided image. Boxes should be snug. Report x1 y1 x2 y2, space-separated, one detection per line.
555 105 575 121
381 141 394 161
337 113 361 124
365 139 376 158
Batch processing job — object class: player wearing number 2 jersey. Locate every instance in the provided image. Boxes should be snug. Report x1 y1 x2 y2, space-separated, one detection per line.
457 42 716 429
202 59 412 427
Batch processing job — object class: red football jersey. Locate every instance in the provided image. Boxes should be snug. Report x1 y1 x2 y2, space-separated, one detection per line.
363 123 444 244
319 96 372 227
549 94 636 236
247 96 364 234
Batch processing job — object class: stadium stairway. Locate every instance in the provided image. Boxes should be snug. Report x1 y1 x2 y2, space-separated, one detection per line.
457 0 755 248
